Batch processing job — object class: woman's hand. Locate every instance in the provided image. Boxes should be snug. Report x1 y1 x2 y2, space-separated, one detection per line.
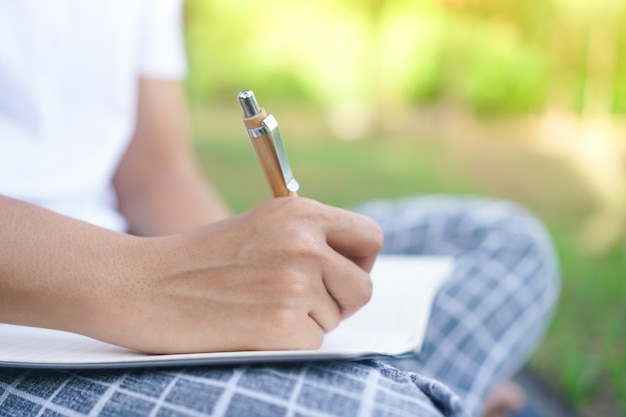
93 197 383 354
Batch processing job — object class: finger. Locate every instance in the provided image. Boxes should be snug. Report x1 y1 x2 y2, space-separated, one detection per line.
258 198 382 272
307 277 343 333
320 247 373 319
223 258 341 343
320 205 383 272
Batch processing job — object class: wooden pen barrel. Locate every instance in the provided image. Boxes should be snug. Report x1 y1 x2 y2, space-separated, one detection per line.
243 109 297 198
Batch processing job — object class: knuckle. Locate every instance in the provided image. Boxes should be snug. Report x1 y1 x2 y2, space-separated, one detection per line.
280 197 319 220
268 306 299 332
370 221 384 252
278 229 324 262
276 274 310 299
360 276 374 305
357 215 384 253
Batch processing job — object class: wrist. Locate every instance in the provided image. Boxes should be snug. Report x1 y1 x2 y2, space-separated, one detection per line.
77 233 168 348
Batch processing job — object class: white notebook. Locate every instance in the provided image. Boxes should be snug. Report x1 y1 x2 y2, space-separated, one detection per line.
0 255 453 369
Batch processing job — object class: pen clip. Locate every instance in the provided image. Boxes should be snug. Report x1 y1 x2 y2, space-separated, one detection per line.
249 115 299 193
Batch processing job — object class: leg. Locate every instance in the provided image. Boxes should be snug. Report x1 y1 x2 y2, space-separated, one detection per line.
0 361 467 417
355 196 560 417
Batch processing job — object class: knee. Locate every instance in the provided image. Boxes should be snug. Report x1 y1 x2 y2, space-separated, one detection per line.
470 199 561 315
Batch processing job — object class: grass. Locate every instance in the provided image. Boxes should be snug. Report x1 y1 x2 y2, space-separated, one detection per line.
192 104 625 416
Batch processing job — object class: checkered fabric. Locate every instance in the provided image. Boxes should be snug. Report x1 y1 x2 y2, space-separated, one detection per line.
0 196 559 417
359 196 560 416
0 361 462 417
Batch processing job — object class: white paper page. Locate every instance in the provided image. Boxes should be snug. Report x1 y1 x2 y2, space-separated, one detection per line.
0 255 453 369
321 255 453 354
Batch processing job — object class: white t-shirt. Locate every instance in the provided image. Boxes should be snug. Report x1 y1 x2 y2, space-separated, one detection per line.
0 0 187 231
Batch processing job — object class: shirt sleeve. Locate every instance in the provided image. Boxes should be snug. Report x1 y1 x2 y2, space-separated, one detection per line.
137 0 187 79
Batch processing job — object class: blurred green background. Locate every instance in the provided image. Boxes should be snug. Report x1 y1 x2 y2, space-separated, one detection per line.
183 1 625 415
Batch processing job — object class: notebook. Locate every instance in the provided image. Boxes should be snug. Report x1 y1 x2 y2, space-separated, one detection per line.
0 255 453 369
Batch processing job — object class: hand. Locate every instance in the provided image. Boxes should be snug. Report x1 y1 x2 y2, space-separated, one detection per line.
92 198 383 354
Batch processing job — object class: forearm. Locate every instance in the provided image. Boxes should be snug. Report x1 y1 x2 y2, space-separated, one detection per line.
113 78 230 236
0 195 147 335
116 161 230 236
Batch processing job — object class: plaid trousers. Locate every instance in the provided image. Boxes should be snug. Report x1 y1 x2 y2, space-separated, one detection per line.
0 196 559 417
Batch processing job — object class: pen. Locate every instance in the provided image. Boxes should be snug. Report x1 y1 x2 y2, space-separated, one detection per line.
237 90 299 197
